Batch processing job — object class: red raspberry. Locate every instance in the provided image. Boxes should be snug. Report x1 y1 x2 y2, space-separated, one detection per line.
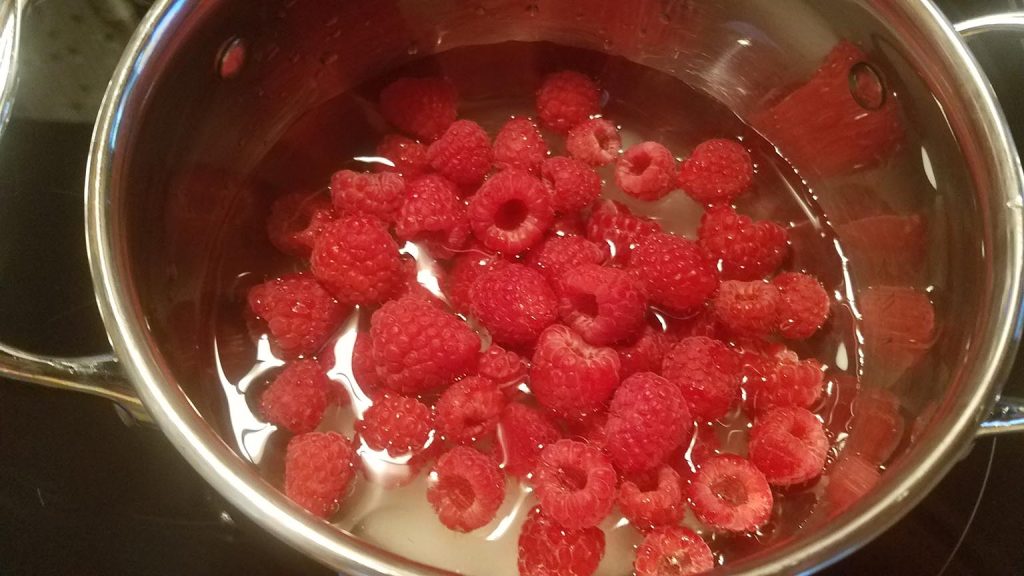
754 355 824 411
749 406 828 486
427 446 505 532
330 170 405 222
773 272 830 340
618 466 686 531
633 526 715 576
677 138 753 205
248 273 348 359
356 394 433 457
517 507 605 576
558 264 646 346
530 325 621 416
535 71 601 134
630 232 720 315
845 389 904 466
525 235 607 285
284 431 357 518
311 215 404 305
436 376 507 444
712 280 780 336
369 297 480 394
444 248 507 312
468 169 553 255
566 118 621 167
689 454 772 532
551 211 587 237
478 344 528 388
615 324 673 378
470 264 557 347
493 117 549 174
825 454 880 512
616 141 677 201
540 156 602 215
662 337 743 421
350 331 381 392
266 191 335 258
498 403 561 477
533 439 617 529
605 372 692 472
427 119 493 188
375 134 429 178
585 200 662 264
395 174 469 258
668 307 724 340
260 359 334 434
698 206 789 281
379 77 458 141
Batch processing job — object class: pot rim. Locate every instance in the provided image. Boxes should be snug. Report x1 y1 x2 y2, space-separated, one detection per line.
85 1 1024 574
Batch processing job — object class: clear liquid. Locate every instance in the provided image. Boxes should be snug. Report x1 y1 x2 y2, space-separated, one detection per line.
208 42 868 574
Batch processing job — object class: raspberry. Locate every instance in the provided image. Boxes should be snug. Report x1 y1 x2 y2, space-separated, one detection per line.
350 331 381 392
493 117 549 174
427 119 493 188
633 526 715 576
260 359 334 434
330 170 405 222
525 235 607 285
533 439 617 529
754 355 824 411
436 376 507 444
630 232 720 315
266 191 335 258
551 211 587 237
668 307 724 340
749 406 828 486
845 388 905 466
585 199 662 264
395 174 469 257
498 403 561 477
615 324 672 378
712 280 780 336
566 118 621 167
470 264 558 347
248 273 349 359
356 394 433 457
427 446 505 532
468 169 553 255
311 215 404 305
375 134 429 178
662 337 742 421
517 507 605 576
773 272 830 339
530 325 621 416
616 142 677 201
369 297 480 394
824 454 880 512
677 138 753 205
478 345 528 388
540 156 602 215
284 431 358 518
605 372 691 472
379 77 458 141
618 466 686 531
558 264 647 346
535 71 601 134
698 206 789 281
751 41 904 177
444 249 507 312
689 454 773 532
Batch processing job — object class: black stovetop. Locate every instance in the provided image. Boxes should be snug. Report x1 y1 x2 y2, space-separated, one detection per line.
0 2 1022 575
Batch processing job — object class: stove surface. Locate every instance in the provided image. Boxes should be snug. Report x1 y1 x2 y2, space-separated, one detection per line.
0 1 1022 575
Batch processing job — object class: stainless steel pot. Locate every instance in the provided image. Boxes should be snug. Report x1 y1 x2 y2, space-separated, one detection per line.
2 1 1024 574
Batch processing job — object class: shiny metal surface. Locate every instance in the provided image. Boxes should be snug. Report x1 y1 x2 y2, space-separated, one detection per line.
0 0 23 138
955 10 1024 36
78 1 1024 575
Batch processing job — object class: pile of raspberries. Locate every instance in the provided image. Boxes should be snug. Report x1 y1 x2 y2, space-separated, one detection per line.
247 70 833 576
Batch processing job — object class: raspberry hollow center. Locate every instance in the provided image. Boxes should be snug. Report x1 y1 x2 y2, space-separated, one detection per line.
495 199 529 230
556 465 589 492
569 292 600 318
439 475 476 511
710 475 748 507
628 152 652 175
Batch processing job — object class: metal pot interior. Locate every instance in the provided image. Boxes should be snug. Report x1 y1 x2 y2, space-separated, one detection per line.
96 0 1021 573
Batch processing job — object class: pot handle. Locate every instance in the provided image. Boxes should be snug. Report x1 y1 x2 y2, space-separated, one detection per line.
953 11 1024 437
0 0 148 423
